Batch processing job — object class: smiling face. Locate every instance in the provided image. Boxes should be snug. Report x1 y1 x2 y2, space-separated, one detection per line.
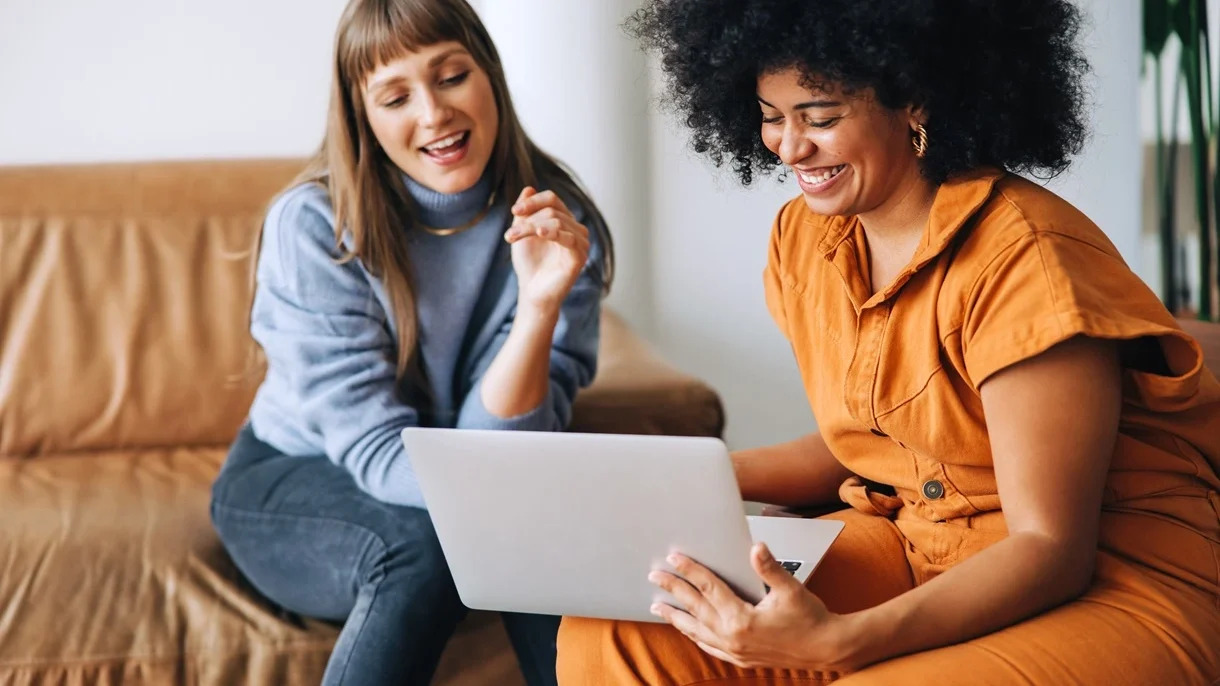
757 67 923 218
363 41 499 194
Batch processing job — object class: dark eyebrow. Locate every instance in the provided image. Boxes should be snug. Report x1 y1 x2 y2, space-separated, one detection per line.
428 47 468 68
757 96 843 110
368 75 404 92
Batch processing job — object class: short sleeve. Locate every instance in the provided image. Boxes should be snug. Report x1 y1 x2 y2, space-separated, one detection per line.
960 230 1183 390
763 202 793 340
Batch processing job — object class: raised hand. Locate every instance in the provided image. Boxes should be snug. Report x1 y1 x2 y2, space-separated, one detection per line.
504 186 591 314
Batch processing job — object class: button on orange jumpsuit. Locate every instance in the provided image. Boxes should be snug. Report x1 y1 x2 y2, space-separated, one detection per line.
557 169 1220 684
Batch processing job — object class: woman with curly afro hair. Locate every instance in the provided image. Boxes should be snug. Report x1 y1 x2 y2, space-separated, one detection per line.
556 1 1220 684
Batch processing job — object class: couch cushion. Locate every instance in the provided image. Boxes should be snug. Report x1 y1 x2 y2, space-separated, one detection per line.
574 310 724 437
0 448 336 684
0 160 303 456
0 448 533 685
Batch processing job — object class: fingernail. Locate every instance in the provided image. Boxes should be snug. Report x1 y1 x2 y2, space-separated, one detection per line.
667 554 680 566
649 604 662 617
647 571 661 583
759 545 774 562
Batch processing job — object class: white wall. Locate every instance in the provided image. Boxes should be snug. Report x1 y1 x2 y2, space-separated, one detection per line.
0 0 343 164
0 0 1149 451
474 0 655 335
1044 0 1143 275
647 120 813 449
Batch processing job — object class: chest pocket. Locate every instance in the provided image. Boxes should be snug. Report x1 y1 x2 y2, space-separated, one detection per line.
777 268 856 424
865 269 997 478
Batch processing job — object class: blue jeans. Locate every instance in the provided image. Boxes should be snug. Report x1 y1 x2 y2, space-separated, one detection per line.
210 424 560 685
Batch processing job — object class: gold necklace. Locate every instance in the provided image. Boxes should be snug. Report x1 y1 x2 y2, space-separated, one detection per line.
418 191 498 237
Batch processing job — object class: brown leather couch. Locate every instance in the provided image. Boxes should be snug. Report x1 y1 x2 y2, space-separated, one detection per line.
0 160 725 685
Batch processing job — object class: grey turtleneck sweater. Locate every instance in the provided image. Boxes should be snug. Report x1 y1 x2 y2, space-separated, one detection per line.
247 171 606 508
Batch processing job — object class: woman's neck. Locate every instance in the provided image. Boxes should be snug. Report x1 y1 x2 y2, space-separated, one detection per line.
857 168 938 246
856 168 938 295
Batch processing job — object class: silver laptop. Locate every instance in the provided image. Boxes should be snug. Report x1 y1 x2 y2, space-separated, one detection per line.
402 428 844 623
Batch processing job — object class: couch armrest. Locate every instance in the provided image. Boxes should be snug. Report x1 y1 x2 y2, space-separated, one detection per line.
570 310 725 438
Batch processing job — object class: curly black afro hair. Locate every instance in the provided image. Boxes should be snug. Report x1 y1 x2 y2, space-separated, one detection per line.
628 0 1091 185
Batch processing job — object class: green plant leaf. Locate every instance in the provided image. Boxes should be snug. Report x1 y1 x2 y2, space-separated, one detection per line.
1171 0 1194 43
1144 0 1172 56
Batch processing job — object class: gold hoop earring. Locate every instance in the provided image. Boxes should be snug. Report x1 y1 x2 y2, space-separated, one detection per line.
912 123 929 159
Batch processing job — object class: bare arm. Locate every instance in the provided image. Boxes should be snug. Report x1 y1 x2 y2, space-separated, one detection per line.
646 335 1123 671
842 335 1121 667
732 433 854 507
478 306 562 417
479 188 591 419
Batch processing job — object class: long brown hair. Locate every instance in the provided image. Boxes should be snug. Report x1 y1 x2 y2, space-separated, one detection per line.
291 0 614 382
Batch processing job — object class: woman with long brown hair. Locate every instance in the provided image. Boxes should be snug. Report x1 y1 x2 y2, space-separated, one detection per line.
209 1 612 684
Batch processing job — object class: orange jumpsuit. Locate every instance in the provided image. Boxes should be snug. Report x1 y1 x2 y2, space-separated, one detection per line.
557 169 1220 684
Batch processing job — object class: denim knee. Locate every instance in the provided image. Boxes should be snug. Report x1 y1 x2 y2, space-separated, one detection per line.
361 509 461 607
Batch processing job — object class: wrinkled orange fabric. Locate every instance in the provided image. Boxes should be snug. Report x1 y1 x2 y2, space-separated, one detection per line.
557 170 1220 684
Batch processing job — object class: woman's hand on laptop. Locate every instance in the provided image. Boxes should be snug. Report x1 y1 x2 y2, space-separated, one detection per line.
647 543 861 671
